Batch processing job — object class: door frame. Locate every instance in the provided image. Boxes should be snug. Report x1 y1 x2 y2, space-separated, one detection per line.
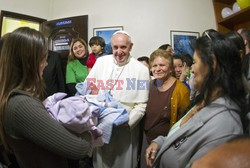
0 10 46 36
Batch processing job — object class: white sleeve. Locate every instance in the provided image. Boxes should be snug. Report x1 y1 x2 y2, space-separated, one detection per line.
128 102 147 129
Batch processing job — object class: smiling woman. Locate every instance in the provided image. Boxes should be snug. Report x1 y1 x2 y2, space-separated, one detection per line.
191 51 209 92
144 49 190 145
66 38 91 96
146 30 248 168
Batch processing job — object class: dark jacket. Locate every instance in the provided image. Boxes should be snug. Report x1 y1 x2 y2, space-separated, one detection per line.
43 50 65 98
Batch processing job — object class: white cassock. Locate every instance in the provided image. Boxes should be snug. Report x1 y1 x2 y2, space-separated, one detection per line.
85 55 150 168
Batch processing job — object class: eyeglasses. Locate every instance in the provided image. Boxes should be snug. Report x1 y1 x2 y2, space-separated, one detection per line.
204 31 212 40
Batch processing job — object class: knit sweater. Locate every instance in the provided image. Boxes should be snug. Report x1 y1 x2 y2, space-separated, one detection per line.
4 90 90 168
66 59 88 84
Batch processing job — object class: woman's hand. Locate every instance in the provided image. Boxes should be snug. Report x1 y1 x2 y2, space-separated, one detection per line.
145 142 159 167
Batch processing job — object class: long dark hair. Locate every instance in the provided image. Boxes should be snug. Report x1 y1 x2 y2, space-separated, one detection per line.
225 31 245 58
239 29 250 80
193 30 247 129
0 27 48 149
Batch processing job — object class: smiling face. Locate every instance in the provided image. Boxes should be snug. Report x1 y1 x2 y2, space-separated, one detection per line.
191 51 209 91
173 58 183 79
151 56 172 81
72 41 86 59
111 33 133 64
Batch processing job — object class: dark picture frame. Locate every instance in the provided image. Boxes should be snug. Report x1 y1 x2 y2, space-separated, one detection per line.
93 26 123 54
170 30 200 57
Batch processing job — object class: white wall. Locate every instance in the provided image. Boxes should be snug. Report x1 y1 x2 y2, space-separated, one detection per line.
0 0 216 57
49 0 216 57
0 0 50 19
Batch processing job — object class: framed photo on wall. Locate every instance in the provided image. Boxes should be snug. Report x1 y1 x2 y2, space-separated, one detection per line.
93 26 124 54
170 30 200 57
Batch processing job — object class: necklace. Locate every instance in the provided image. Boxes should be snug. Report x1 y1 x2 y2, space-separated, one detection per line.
107 63 126 95
180 101 205 126
180 106 198 126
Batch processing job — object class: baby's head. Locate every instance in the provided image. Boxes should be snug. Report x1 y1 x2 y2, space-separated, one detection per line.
89 36 106 55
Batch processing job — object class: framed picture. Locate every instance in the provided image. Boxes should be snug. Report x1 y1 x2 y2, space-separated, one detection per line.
93 26 124 54
170 30 200 57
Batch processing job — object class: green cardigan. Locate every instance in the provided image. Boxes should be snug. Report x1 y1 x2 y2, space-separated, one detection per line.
66 59 88 84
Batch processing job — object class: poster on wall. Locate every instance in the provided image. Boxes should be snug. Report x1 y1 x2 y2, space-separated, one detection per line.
170 30 200 57
93 26 123 54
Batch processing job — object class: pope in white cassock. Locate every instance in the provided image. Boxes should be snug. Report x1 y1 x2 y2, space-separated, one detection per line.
85 31 150 168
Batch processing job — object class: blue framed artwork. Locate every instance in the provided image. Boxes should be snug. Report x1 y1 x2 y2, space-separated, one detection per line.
170 30 200 57
93 26 124 54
